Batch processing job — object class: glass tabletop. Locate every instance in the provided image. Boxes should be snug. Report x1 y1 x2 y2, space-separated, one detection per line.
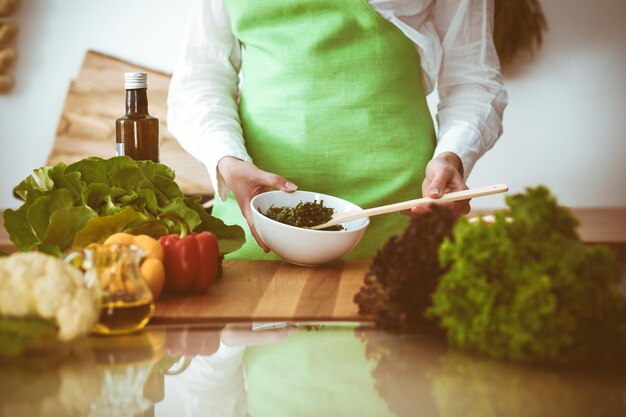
1 321 624 417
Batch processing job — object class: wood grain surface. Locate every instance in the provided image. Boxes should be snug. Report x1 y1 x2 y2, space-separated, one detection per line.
48 50 212 196
152 260 372 323
2 210 625 322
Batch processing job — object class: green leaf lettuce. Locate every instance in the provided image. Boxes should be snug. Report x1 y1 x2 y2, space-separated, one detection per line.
5 156 245 256
428 186 626 364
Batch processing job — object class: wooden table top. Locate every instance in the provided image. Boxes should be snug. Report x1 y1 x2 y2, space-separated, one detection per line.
153 260 371 323
2 208 625 322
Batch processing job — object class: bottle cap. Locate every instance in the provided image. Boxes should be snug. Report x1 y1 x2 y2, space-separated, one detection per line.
124 72 148 89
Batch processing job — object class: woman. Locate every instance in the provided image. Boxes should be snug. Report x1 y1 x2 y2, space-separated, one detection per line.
168 0 507 260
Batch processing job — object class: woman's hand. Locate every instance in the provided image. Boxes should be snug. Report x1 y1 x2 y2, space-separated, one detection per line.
218 156 298 252
411 152 470 216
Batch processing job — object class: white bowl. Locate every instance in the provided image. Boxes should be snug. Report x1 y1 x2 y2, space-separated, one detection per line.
250 190 370 266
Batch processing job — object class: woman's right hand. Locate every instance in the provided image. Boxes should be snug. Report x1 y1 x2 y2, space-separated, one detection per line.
217 156 298 252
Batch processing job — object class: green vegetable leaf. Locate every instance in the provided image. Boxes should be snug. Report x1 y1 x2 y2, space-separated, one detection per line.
72 208 146 248
185 196 245 255
107 163 178 208
137 189 159 214
32 166 56 192
13 175 43 201
428 186 626 364
33 243 62 257
125 219 170 239
136 159 176 181
47 163 84 201
43 206 98 253
26 189 75 240
4 208 40 252
65 156 135 184
136 159 181 201
5 157 245 257
160 197 202 234
82 183 126 215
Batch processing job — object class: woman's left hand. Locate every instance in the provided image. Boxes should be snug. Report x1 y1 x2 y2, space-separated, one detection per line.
411 152 470 216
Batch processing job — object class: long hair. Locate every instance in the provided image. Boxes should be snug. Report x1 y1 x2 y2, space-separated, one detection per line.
493 0 548 71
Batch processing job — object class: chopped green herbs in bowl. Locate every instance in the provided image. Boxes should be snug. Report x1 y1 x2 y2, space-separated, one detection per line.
250 191 369 266
259 200 343 231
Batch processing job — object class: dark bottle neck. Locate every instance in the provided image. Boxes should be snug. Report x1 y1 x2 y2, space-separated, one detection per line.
125 88 149 115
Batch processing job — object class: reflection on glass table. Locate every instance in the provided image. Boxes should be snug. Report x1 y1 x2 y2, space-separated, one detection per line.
1 323 624 417
0 330 165 417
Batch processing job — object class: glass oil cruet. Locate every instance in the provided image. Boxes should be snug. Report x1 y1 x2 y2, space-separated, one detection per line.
69 244 155 335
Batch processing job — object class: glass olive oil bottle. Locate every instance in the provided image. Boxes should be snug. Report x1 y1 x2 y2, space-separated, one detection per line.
116 72 159 162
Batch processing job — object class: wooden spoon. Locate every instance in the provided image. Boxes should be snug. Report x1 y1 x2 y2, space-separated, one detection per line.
310 184 509 230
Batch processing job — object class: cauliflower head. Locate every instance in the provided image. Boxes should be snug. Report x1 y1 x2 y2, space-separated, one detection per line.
0 253 99 340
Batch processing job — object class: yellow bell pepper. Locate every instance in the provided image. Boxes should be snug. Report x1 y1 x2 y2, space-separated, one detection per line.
104 233 166 300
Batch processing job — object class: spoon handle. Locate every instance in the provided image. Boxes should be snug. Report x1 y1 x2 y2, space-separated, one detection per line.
311 184 509 230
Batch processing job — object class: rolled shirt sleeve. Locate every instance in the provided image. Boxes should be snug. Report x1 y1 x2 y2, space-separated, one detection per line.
167 0 251 200
431 0 508 178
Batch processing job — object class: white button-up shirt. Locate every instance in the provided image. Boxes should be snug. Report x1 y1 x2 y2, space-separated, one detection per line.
168 0 508 200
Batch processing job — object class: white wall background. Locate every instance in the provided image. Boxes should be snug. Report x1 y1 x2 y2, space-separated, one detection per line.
467 0 626 208
0 0 192 209
0 0 625 210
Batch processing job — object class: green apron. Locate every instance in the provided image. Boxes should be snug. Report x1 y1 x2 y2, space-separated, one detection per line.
216 1 434 415
215 0 435 260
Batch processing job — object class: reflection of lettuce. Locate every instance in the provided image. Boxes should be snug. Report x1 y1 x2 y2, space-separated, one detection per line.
358 327 626 417
431 351 626 417
429 186 626 363
357 328 443 417
5 157 244 256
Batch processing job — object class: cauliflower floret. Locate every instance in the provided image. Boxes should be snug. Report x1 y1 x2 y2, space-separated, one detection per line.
0 253 99 340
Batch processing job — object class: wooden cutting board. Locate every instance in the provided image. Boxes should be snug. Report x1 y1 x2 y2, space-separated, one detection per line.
152 260 372 323
48 50 213 197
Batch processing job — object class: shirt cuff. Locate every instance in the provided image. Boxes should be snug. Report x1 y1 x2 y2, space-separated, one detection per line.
434 122 483 180
194 131 252 201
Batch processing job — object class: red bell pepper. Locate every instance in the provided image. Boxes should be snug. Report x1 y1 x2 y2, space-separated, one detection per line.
158 232 219 294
